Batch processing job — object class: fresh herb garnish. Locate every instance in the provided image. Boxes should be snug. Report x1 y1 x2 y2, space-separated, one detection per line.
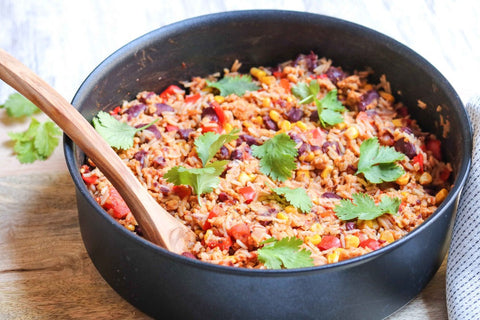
258 237 314 269
195 128 240 166
8 117 61 163
291 80 345 127
273 187 312 213
206 75 259 97
0 92 40 117
251 133 298 182
334 192 401 221
92 111 159 150
357 137 406 183
164 160 228 202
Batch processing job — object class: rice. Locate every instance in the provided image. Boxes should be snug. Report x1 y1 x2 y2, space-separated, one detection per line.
80 52 452 269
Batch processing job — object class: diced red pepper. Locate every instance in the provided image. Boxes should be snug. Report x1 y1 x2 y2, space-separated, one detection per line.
317 74 328 79
238 186 256 204
279 78 290 93
426 138 442 160
109 106 121 115
202 206 224 230
103 187 130 219
317 235 341 251
207 235 232 251
399 201 406 213
273 71 283 78
212 101 227 126
184 93 201 104
412 153 424 173
228 223 250 244
359 238 381 251
201 123 223 134
82 173 98 185
159 85 183 100
440 168 451 181
166 124 179 132
172 185 192 199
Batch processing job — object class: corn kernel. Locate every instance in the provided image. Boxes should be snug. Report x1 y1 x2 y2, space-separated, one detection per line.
380 230 395 243
310 223 324 234
327 248 344 264
392 119 403 127
250 67 266 79
285 206 297 214
269 110 281 122
276 212 289 221
435 188 448 205
204 229 213 241
306 234 322 246
295 121 308 131
321 165 333 179
238 172 250 185
359 219 374 229
126 224 136 232
279 120 292 131
379 91 395 103
304 152 315 162
296 170 310 181
396 173 410 186
419 172 433 185
335 122 347 130
243 120 253 128
344 126 359 140
345 235 360 249
214 95 225 103
262 98 271 108
260 76 276 85
252 116 263 125
224 123 233 133
286 96 293 103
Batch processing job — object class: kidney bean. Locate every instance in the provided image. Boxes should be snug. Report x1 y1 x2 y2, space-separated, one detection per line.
153 156 166 168
322 141 340 154
133 150 147 167
298 142 310 154
230 149 243 160
126 103 146 118
400 126 413 135
394 138 417 159
322 192 342 199
358 90 379 111
135 123 162 139
287 108 304 122
181 252 197 259
345 221 356 230
202 106 219 121
178 128 192 140
310 110 319 122
218 146 230 159
288 132 303 144
326 66 346 84
239 134 260 146
154 103 174 115
217 192 230 202
295 52 318 72
160 186 170 195
263 115 278 131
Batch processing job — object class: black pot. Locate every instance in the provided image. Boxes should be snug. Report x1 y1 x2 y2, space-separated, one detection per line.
64 10 472 320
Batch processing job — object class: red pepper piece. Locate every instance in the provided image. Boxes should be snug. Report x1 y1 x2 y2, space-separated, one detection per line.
412 153 424 173
184 93 201 104
103 187 130 219
109 106 121 115
202 206 224 230
359 238 381 251
207 236 232 251
201 123 223 134
279 78 290 93
273 71 283 78
211 101 227 126
172 185 192 199
426 138 442 160
82 173 98 185
165 124 179 132
440 168 451 181
238 186 256 204
159 85 183 100
317 235 341 251
228 223 250 244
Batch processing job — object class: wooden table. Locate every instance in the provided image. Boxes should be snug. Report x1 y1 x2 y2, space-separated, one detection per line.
0 1 478 318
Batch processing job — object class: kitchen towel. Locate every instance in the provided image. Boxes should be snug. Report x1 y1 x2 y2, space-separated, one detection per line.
446 96 480 319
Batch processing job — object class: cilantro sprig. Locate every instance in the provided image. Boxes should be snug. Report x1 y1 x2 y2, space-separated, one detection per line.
206 75 259 97
357 137 406 184
291 80 345 127
258 237 314 269
251 133 298 182
92 111 159 150
273 187 312 213
164 130 240 202
0 93 40 118
334 192 401 221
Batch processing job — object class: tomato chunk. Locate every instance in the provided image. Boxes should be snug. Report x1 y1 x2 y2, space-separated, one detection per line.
228 223 250 244
201 123 223 134
184 93 201 104
279 78 290 93
202 206 225 230
359 238 381 250
207 236 232 251
172 185 192 199
159 85 183 100
426 138 442 160
317 235 341 251
238 186 256 204
412 153 424 173
103 187 130 219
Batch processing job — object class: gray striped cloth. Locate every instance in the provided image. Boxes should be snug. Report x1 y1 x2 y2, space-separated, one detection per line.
446 97 480 319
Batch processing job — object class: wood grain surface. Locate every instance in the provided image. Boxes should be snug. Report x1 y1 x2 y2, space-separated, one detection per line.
0 0 478 319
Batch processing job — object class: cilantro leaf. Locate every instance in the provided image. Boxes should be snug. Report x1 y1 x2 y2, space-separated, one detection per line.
206 75 259 97
357 137 406 183
251 133 298 182
258 237 314 269
273 187 312 213
195 128 240 166
334 193 401 221
291 80 319 104
8 117 61 163
1 93 40 118
163 160 228 201
315 89 345 126
92 111 158 150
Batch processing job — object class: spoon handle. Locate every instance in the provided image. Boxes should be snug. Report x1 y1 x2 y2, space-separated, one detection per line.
0 48 194 254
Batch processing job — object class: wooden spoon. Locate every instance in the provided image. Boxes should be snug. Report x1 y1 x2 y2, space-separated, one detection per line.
0 48 196 254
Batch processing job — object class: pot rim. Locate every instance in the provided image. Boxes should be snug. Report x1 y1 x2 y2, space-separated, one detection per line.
64 9 473 276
